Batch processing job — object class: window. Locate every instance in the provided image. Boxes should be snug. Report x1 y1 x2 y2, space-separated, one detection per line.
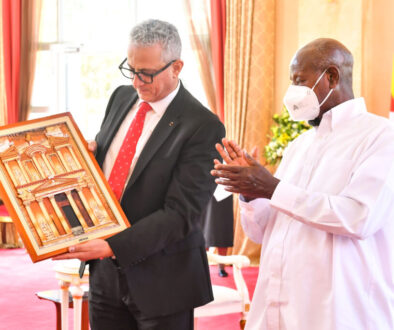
31 0 207 140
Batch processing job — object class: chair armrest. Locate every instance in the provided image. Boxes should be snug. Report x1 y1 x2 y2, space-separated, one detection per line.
207 251 250 268
206 251 252 308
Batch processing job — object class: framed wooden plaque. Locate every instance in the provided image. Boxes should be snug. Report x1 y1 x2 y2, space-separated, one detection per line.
0 113 130 262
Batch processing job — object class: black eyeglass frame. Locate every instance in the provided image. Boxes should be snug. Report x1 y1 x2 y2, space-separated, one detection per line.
118 58 176 84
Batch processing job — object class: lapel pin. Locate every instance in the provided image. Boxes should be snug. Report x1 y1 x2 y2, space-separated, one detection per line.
169 121 174 127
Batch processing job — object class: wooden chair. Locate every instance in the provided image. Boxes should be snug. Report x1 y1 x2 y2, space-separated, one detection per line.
195 251 251 329
0 204 21 248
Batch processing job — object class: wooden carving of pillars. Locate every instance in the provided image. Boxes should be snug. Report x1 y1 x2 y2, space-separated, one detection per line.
224 0 276 264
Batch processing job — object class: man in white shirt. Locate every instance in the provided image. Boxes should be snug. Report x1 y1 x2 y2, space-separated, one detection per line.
211 38 394 330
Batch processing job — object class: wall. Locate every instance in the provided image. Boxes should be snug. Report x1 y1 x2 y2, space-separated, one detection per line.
362 0 394 117
274 0 394 118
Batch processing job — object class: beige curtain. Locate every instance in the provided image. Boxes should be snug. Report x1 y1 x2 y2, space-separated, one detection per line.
19 0 42 121
184 0 217 114
0 1 8 125
224 0 276 264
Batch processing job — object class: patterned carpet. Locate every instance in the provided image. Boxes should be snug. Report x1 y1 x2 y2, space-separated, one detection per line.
0 248 258 329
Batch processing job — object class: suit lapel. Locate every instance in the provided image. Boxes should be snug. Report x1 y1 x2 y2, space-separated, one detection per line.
99 92 138 166
124 85 186 190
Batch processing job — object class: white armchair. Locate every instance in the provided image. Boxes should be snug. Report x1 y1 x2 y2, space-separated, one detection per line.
195 251 251 329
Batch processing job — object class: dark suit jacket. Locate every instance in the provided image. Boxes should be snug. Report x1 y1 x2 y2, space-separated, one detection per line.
91 83 225 318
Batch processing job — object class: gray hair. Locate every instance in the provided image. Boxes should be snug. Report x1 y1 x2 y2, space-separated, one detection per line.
130 19 182 62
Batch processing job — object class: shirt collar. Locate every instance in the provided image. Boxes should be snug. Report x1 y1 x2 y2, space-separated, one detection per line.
317 97 367 134
138 81 180 116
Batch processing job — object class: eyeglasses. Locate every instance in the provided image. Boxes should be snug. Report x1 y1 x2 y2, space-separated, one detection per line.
118 58 176 84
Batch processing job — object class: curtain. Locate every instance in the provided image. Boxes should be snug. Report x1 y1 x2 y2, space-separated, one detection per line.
0 0 20 247
210 0 225 122
224 0 276 264
1 0 41 124
184 0 217 115
0 1 7 125
19 0 42 121
0 0 42 247
2 0 21 124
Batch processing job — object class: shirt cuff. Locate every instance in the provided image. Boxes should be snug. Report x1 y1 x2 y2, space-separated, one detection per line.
270 180 302 214
239 196 263 210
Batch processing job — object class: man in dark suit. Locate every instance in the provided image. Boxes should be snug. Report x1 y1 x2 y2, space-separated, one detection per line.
54 19 225 329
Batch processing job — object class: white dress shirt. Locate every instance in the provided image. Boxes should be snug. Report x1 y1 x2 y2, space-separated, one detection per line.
240 98 394 330
103 82 180 187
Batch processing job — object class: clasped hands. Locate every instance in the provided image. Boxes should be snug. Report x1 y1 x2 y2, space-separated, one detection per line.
211 138 280 200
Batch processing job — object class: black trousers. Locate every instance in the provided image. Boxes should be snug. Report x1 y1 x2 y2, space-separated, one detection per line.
88 259 194 330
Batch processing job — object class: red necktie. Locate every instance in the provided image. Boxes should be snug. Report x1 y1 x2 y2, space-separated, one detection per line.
108 102 152 199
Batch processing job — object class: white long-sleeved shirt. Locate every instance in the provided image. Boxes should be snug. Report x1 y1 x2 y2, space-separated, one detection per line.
102 82 180 185
240 98 394 330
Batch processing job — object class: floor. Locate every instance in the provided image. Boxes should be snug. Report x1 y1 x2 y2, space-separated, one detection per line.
0 248 258 329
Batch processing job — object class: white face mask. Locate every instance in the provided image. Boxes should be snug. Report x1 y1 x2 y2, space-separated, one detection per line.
283 69 334 121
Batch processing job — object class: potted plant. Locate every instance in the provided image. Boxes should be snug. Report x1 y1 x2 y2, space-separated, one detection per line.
264 109 311 165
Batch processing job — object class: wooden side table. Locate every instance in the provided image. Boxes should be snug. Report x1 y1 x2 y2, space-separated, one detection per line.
36 289 89 330
54 260 90 330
